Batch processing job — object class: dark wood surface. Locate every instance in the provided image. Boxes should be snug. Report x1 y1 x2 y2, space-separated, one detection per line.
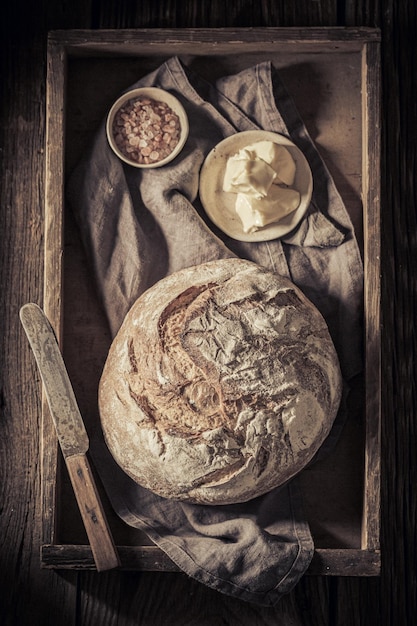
0 1 415 624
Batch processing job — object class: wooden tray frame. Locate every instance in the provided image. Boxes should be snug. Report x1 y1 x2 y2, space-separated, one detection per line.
42 27 381 576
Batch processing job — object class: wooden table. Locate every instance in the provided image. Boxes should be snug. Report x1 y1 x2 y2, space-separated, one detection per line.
1 2 415 624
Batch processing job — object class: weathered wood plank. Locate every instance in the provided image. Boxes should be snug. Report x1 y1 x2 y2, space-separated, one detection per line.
361 39 381 552
0 5 81 626
40 544 381 577
378 0 417 623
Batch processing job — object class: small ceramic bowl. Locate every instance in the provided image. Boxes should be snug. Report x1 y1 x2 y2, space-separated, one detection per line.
106 87 189 168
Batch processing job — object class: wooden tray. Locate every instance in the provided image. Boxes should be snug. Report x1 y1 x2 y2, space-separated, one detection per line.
42 27 381 576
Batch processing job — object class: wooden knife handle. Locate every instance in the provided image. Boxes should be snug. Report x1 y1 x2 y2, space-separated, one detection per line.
66 453 120 571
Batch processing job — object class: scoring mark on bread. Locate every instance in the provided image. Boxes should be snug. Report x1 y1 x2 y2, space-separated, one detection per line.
128 386 156 425
126 277 314 445
128 338 138 373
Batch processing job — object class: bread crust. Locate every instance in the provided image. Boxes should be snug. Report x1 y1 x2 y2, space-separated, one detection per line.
99 258 342 504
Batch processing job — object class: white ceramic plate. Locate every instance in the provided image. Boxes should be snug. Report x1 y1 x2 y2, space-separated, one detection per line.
106 87 189 169
199 130 313 242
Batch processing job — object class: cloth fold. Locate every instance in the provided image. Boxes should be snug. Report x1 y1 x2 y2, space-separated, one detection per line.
67 57 363 605
91 433 313 606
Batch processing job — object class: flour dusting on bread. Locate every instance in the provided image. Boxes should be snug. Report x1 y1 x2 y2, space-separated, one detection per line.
99 258 342 504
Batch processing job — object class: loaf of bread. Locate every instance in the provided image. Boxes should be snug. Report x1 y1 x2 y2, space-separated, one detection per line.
99 258 342 505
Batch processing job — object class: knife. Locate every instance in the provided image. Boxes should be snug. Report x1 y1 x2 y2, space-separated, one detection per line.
20 302 120 572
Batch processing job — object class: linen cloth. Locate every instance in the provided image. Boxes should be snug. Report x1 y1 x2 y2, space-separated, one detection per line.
67 57 363 606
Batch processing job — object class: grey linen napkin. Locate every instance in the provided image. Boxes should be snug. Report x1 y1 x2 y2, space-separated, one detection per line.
67 57 363 606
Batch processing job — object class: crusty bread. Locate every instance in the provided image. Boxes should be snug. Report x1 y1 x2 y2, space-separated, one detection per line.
99 258 342 504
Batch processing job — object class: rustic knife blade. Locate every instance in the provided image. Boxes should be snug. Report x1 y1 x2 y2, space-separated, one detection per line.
20 302 120 572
